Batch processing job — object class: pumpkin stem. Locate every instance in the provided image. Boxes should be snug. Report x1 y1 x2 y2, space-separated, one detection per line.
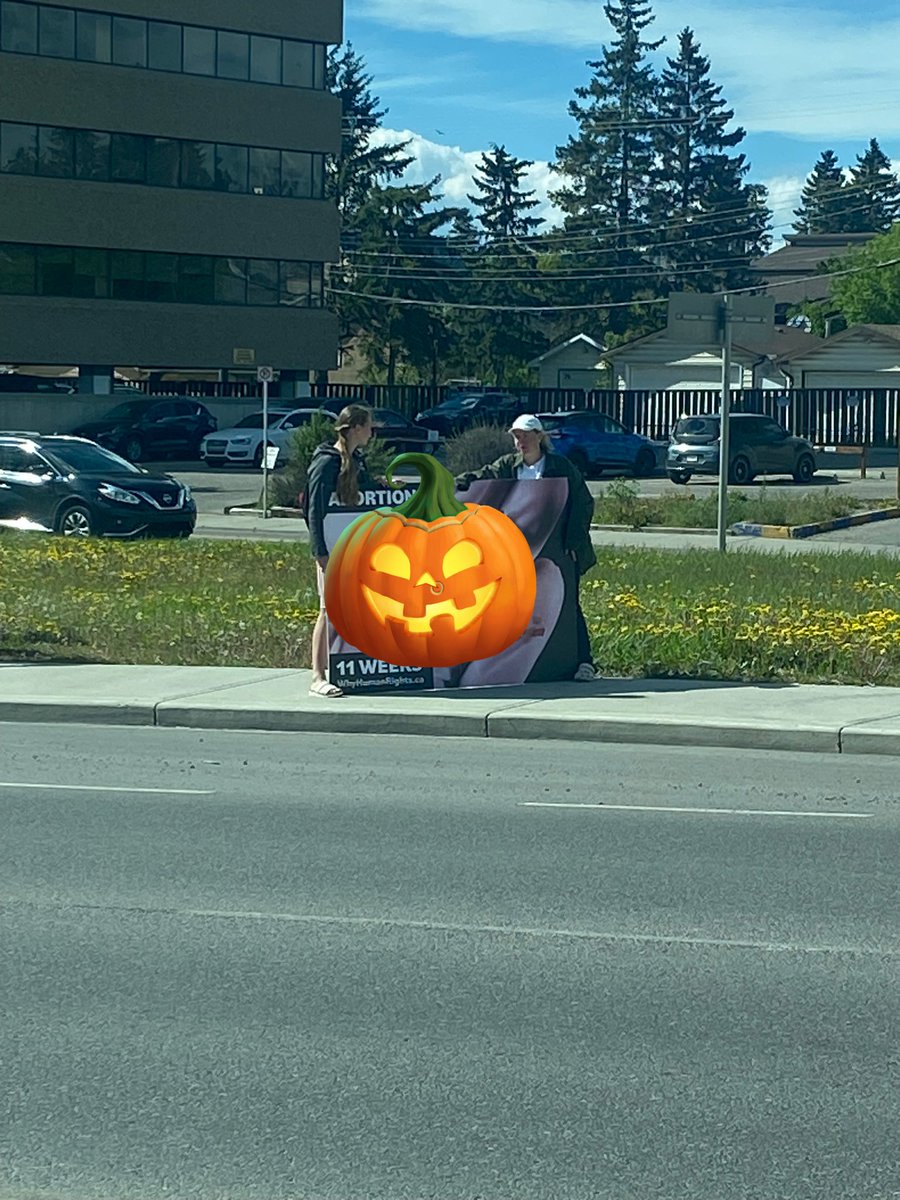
387 453 467 521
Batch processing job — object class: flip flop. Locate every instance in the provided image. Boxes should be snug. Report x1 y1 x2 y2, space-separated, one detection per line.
309 679 343 698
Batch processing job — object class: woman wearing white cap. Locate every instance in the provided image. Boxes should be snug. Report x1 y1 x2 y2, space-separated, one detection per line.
455 414 597 681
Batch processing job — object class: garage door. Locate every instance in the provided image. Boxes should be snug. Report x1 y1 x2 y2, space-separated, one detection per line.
803 372 900 390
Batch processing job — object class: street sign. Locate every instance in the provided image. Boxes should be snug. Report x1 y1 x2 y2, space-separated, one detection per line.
257 365 275 383
233 348 256 366
667 293 775 351
265 446 279 470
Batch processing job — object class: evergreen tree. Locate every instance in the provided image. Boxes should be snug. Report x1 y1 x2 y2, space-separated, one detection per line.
792 150 855 234
649 28 770 291
468 145 544 241
550 0 664 333
845 138 900 233
325 43 414 227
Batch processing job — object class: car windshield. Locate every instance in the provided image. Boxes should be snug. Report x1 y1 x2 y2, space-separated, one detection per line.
674 416 720 439
102 401 151 421
539 416 565 432
45 441 142 475
232 412 289 429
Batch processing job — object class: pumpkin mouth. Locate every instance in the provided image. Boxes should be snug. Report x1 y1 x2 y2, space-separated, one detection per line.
362 581 500 634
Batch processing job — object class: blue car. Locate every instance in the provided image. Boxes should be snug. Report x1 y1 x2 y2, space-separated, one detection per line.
539 411 660 478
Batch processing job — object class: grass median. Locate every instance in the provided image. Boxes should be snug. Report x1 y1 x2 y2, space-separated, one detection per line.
1 532 899 685
594 478 896 529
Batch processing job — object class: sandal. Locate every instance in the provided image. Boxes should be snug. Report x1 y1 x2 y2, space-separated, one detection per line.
309 679 344 698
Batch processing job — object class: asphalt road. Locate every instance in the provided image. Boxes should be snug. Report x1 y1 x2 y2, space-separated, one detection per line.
2 725 899 1200
151 461 900 517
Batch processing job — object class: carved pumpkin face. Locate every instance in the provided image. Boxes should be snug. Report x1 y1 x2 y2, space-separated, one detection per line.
323 456 537 668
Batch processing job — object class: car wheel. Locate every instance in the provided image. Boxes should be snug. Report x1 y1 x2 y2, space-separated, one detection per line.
633 447 656 478
667 471 692 485
57 504 94 538
729 455 752 485
569 450 590 477
793 454 816 485
123 436 143 463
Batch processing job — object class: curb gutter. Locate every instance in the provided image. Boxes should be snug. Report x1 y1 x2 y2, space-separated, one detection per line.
732 506 900 540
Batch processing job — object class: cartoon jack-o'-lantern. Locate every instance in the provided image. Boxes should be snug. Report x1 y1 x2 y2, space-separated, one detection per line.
324 453 537 667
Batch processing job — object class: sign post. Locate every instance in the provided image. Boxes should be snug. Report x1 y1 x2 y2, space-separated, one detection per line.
667 293 775 551
257 366 275 518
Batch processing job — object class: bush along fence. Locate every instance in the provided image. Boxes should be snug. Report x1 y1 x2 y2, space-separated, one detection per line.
310 383 900 449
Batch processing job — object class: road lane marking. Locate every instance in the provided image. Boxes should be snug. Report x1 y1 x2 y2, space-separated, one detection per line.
0 781 215 796
5 898 893 959
518 802 872 819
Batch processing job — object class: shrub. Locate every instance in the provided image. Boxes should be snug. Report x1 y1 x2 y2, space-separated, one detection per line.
264 413 393 509
445 423 511 474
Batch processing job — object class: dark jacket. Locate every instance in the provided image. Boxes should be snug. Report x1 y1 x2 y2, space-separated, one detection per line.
456 451 596 575
304 443 379 558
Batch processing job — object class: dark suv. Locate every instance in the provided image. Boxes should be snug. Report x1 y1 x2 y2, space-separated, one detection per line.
72 398 217 462
666 414 817 485
0 434 196 538
415 392 520 437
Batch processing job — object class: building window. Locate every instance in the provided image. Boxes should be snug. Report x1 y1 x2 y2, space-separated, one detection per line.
181 141 214 190
147 137 180 188
0 120 326 201
110 132 146 182
111 15 146 67
147 21 181 72
250 34 280 84
249 147 280 196
75 9 110 61
282 40 314 88
182 23 215 76
37 125 74 177
0 243 327 308
74 129 110 180
216 29 248 81
215 144 248 194
281 150 313 198
1 121 37 173
1 1 38 52
38 4 73 57
0 242 35 293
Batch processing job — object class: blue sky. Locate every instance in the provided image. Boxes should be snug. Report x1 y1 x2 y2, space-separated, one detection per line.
346 0 900 241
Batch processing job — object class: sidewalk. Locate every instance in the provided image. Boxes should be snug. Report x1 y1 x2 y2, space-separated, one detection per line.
1 662 899 756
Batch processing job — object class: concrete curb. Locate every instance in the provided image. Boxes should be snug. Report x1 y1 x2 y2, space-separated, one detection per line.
732 506 900 540
590 523 719 536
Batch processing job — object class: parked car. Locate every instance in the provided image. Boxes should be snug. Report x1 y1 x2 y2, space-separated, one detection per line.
0 373 75 394
0 434 196 538
538 410 659 478
666 413 818 485
200 407 325 468
415 392 521 437
370 408 442 456
71 398 217 462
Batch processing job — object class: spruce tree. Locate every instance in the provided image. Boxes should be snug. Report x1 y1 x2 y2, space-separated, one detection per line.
792 150 854 235
845 138 900 233
649 28 770 291
550 0 664 333
325 43 414 227
468 145 544 241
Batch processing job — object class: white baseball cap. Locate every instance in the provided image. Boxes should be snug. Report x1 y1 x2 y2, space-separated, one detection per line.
509 414 544 433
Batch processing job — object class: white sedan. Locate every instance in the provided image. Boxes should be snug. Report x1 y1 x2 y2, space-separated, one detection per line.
200 408 324 468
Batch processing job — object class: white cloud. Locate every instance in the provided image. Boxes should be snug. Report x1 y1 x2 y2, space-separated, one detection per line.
357 0 900 142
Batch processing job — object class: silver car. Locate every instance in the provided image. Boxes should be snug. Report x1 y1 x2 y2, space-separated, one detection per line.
666 413 817 486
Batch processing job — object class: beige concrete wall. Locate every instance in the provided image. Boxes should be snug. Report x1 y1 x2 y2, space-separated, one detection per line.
0 296 339 371
1 176 339 262
0 55 342 153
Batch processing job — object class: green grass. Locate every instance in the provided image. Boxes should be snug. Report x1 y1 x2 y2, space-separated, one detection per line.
2 532 900 685
594 478 896 529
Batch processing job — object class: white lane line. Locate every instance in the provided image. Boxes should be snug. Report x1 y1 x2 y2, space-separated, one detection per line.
15 899 891 958
519 802 872 819
0 781 215 796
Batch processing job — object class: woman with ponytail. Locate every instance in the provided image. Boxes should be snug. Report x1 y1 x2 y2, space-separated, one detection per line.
304 404 376 696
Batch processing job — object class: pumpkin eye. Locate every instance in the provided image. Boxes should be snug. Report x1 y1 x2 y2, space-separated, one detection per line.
443 539 483 577
371 543 412 579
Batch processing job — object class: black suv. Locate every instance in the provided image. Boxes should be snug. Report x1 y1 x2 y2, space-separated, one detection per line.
0 434 196 538
72 398 217 462
415 391 521 437
666 414 818 485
